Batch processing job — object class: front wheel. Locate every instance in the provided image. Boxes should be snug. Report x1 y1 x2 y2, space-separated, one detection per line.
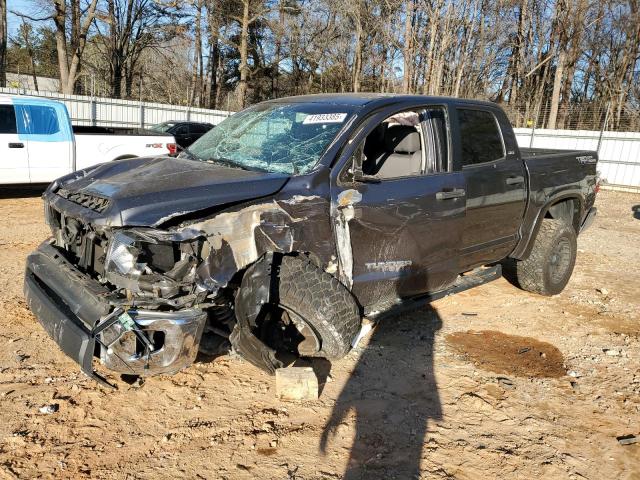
516 218 577 296
261 255 362 359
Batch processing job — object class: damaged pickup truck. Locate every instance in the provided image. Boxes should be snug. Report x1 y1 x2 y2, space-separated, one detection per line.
24 94 598 386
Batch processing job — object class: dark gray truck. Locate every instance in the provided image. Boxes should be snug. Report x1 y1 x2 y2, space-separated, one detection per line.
24 94 598 385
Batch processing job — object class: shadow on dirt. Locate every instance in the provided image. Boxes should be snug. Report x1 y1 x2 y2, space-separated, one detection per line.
320 303 442 479
0 185 48 199
633 205 640 220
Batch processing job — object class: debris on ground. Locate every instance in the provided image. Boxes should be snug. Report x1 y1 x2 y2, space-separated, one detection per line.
617 434 639 446
275 367 319 401
38 404 59 414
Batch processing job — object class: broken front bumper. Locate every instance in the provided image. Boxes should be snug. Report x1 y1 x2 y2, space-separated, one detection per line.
24 241 206 383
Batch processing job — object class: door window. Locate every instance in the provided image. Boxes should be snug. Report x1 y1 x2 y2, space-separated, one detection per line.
360 107 449 179
0 105 17 134
361 110 423 179
457 108 504 166
20 105 61 135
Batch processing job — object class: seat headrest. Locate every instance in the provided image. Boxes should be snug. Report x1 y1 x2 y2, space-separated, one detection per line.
385 125 420 154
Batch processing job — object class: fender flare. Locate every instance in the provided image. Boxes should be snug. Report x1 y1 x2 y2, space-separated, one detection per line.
510 192 585 260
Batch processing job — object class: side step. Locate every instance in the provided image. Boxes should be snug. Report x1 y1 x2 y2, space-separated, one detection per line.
366 264 502 319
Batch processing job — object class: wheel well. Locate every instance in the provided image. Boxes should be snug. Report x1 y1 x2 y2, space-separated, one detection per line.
544 198 580 232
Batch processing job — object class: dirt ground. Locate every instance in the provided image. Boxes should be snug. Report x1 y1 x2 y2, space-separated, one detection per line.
0 188 638 479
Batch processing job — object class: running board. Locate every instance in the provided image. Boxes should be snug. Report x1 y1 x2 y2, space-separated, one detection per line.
366 264 502 319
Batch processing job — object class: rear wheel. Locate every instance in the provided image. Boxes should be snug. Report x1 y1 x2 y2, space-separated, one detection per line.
516 218 577 296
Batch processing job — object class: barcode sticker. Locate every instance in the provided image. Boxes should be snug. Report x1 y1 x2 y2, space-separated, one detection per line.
302 113 348 124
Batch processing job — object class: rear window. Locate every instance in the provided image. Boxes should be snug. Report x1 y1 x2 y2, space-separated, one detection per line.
0 105 17 134
457 108 504 166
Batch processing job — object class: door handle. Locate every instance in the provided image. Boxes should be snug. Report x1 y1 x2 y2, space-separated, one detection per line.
8 142 24 149
436 188 465 200
506 175 525 185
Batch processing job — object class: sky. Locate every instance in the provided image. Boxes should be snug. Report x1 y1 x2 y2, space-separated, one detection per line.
7 0 49 36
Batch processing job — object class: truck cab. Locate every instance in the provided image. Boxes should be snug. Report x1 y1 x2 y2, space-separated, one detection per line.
0 96 74 183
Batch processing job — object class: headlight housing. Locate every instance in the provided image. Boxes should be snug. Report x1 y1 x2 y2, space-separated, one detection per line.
105 230 146 278
103 229 196 299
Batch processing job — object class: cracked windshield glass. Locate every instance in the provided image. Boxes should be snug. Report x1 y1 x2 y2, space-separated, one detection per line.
184 102 356 175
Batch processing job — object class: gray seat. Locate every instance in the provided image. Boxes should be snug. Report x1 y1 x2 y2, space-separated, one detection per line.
374 125 423 179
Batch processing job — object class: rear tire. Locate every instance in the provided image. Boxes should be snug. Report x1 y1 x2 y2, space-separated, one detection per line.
276 255 361 359
516 218 577 296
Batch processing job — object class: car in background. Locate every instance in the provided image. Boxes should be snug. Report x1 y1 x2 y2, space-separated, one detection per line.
150 121 214 149
0 95 177 184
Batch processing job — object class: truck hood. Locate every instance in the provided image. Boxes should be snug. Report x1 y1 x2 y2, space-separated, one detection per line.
48 156 290 227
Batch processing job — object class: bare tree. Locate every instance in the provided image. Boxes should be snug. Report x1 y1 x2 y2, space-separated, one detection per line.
53 0 98 93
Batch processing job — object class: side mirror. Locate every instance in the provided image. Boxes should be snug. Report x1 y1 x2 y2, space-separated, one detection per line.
349 143 380 183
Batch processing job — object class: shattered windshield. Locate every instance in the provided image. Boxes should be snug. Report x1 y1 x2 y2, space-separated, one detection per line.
184 102 356 175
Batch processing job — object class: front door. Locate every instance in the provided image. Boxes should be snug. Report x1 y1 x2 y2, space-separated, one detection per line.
0 103 30 184
331 106 466 310
13 99 74 183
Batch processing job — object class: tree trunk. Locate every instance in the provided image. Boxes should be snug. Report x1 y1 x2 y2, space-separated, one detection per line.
21 23 39 91
206 0 220 109
0 0 6 87
190 0 203 106
53 0 98 94
352 5 363 93
547 48 566 129
237 0 250 108
402 0 414 93
53 0 70 93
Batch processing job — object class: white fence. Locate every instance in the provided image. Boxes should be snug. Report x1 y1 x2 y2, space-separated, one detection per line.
514 127 640 191
0 87 232 128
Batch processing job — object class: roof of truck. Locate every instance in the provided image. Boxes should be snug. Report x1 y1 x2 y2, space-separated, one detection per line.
265 93 499 109
0 94 63 105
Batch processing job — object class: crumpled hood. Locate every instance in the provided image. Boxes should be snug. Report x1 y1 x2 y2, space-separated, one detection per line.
46 156 290 227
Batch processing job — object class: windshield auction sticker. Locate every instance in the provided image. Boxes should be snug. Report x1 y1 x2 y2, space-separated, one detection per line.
303 113 348 124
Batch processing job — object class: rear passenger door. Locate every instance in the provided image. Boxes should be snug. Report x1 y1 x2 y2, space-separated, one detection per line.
454 107 527 270
0 104 30 184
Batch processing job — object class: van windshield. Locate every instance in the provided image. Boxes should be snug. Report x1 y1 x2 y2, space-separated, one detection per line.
184 102 355 175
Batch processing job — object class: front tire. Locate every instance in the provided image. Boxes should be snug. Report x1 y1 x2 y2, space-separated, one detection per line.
275 255 361 359
516 218 577 296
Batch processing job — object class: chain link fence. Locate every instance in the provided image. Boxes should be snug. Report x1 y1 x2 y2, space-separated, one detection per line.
505 103 640 192
0 87 232 128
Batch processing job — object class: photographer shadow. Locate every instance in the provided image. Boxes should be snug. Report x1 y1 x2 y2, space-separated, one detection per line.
320 301 443 479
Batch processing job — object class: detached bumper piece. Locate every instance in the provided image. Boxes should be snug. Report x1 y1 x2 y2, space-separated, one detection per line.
24 241 206 385
580 207 597 232
98 308 206 375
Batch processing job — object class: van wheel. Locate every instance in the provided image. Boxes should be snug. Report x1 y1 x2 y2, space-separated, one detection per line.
266 255 361 359
516 218 577 296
